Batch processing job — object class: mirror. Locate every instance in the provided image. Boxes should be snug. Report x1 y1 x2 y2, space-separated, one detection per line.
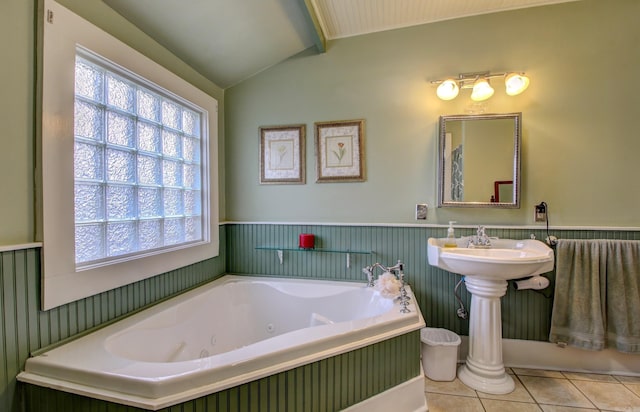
437 113 521 208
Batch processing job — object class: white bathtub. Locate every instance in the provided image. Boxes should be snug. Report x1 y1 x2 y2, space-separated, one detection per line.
19 275 425 410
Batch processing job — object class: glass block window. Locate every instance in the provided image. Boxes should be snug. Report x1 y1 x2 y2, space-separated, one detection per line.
74 52 204 266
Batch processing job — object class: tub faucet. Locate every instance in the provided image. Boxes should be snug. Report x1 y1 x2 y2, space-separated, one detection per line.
363 260 411 313
363 262 389 287
364 261 399 282
468 225 492 248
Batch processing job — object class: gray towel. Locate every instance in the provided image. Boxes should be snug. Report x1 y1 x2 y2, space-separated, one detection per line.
549 239 640 353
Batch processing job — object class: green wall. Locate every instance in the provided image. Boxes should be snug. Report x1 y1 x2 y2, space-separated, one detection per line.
0 0 36 244
225 0 640 227
3 0 638 242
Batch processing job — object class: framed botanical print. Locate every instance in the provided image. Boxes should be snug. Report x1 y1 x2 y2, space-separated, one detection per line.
315 119 365 182
259 124 305 184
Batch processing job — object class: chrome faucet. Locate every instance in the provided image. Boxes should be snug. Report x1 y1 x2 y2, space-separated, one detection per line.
363 261 402 283
363 260 411 313
363 262 391 286
362 266 375 287
467 225 492 248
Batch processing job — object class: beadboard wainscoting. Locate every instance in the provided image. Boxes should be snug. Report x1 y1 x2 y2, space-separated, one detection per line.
0 227 226 412
3 223 639 411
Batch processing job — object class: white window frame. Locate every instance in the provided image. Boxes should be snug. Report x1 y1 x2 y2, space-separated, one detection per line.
39 0 219 310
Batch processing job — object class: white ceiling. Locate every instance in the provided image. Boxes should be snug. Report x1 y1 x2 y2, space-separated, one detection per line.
312 0 581 39
103 0 580 88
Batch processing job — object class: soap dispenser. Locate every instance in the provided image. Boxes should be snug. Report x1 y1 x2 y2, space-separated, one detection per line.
444 221 457 248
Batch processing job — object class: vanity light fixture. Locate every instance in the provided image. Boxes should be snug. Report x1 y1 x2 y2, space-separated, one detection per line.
431 71 529 101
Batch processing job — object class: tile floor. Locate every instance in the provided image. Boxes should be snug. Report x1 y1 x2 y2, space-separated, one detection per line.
424 367 640 411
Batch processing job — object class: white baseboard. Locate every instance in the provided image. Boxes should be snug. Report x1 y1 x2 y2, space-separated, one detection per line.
344 363 428 412
458 336 640 376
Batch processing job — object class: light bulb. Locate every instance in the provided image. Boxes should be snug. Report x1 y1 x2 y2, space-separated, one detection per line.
505 73 530 96
436 79 459 100
470 78 494 101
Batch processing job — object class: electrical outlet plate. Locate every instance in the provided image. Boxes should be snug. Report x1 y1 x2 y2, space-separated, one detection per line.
416 204 428 220
534 203 547 222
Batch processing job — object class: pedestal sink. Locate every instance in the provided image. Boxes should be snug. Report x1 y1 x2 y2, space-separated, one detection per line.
427 237 554 394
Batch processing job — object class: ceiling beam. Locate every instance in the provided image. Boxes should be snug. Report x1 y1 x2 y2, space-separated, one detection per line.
297 0 326 53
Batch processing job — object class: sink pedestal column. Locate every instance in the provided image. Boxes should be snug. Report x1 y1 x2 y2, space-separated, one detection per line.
457 276 515 395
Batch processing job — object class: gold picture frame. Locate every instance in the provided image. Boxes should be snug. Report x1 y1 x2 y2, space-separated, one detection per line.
259 124 306 184
315 119 365 182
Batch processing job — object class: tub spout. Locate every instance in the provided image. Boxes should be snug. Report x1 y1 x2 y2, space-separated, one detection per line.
363 266 375 287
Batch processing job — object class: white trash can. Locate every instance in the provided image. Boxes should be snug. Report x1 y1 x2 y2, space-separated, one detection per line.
420 327 461 381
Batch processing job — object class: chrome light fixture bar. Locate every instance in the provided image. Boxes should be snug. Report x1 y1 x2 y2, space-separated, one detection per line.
431 71 530 101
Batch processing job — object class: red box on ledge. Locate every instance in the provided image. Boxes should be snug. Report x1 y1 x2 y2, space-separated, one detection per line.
299 233 315 249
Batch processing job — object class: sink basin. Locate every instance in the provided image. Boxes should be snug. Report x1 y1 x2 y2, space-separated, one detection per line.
427 237 554 280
